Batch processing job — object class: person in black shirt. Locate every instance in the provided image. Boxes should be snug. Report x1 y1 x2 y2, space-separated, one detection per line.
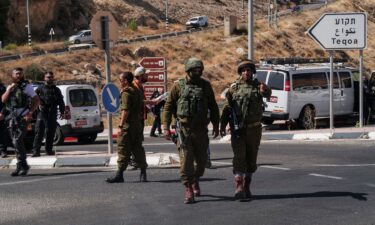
0 78 8 158
150 90 165 137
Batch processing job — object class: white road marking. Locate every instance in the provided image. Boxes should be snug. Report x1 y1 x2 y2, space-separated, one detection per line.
211 161 231 165
260 166 291 171
364 183 375 188
309 173 343 180
313 164 375 167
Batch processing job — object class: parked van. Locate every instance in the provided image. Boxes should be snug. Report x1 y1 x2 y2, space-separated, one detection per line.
255 58 358 129
27 82 104 146
186 16 208 28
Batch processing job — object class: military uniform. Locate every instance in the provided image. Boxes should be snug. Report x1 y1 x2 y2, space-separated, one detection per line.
163 58 219 203
220 60 271 200
32 84 65 156
0 83 8 158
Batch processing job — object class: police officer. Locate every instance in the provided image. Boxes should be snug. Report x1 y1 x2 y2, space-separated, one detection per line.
2 68 40 176
106 72 148 183
0 78 9 158
220 60 271 200
163 58 220 204
31 72 65 157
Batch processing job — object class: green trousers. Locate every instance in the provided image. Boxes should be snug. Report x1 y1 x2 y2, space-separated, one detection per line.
231 124 262 174
117 127 147 171
178 126 209 185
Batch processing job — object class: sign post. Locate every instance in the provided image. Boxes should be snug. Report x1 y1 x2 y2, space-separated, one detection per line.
90 11 119 154
308 13 367 131
49 28 55 42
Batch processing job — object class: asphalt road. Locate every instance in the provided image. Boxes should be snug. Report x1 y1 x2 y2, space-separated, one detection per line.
0 140 374 225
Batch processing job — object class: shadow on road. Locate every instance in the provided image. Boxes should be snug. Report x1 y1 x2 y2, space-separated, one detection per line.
27 170 108 177
154 177 226 184
252 191 368 201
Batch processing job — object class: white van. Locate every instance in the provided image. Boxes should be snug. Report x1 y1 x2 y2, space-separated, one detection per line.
255 58 358 129
186 16 208 28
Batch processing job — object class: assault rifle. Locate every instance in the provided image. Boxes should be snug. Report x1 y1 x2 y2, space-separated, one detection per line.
175 119 186 148
226 93 241 140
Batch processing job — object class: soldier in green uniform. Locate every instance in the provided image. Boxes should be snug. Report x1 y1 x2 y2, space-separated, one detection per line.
106 72 148 183
163 58 220 204
220 60 271 200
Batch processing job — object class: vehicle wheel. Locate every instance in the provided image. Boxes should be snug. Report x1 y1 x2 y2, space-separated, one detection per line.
53 127 64 145
298 105 316 129
262 118 274 125
204 22 208 27
77 134 97 144
74 39 80 44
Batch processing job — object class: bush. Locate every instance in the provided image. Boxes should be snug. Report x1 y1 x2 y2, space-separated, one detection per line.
24 64 44 81
4 43 17 51
128 19 138 31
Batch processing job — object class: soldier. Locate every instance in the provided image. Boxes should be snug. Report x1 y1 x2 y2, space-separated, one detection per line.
220 60 271 200
0 78 8 158
163 58 220 204
31 71 65 157
2 68 40 176
106 72 148 183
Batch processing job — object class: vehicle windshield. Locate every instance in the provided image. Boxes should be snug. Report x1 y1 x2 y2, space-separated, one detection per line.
189 18 198 21
69 89 97 107
76 31 85 36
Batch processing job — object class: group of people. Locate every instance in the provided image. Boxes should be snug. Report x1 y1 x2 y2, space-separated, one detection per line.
0 68 66 176
107 57 271 204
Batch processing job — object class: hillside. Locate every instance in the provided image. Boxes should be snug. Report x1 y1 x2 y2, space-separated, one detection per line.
0 0 374 99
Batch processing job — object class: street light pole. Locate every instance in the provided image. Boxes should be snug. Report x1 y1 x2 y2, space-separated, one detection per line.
248 0 254 60
26 0 32 46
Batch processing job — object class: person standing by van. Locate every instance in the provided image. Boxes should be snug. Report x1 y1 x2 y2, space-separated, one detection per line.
0 78 8 158
220 60 271 200
106 72 148 183
31 72 65 157
2 68 40 176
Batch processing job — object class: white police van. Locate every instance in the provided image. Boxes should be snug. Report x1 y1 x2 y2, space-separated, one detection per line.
255 58 358 129
30 81 104 145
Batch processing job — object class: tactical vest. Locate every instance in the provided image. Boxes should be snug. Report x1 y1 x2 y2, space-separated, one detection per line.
7 82 29 109
176 78 208 125
39 85 58 107
231 81 263 125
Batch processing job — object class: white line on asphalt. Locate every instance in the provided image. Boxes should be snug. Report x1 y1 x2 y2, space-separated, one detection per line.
313 164 375 167
309 173 343 180
211 161 231 165
364 183 375 188
260 166 291 171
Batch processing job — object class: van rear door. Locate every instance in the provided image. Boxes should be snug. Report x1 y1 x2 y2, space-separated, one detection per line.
337 71 354 115
67 86 101 129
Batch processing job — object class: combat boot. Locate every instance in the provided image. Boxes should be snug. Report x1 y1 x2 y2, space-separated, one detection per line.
19 163 30 176
244 175 252 199
1 151 7 158
106 170 124 183
31 151 41 157
11 163 22 177
234 175 245 200
139 168 148 182
192 178 201 197
184 183 195 204
46 151 55 156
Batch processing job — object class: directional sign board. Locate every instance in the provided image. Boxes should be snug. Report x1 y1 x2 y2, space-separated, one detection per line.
102 83 120 113
139 57 166 70
146 71 166 83
90 11 119 50
144 84 166 99
308 13 367 50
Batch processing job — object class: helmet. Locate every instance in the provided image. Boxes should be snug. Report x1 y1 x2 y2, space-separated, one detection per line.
237 60 256 74
184 57 204 72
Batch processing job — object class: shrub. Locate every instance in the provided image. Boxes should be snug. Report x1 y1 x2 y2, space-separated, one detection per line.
24 63 44 81
4 43 17 51
128 19 138 31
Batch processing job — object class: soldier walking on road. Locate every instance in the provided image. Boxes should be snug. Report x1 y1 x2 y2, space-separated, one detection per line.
220 60 271 200
32 72 65 157
0 78 9 158
163 58 220 204
2 68 40 176
106 72 148 183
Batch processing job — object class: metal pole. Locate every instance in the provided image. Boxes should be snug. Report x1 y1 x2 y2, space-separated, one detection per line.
248 0 254 60
242 0 244 21
101 16 113 154
165 0 169 29
329 51 334 132
268 0 271 27
359 49 364 127
274 0 278 27
26 0 31 46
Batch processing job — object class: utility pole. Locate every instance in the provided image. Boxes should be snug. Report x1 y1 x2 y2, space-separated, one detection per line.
242 0 244 21
274 0 278 27
165 0 169 29
248 0 254 60
26 0 32 46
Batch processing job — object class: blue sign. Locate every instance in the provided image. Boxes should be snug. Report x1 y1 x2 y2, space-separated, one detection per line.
102 83 120 113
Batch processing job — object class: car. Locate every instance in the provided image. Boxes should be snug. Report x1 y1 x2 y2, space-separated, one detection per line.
185 16 208 29
68 30 93 44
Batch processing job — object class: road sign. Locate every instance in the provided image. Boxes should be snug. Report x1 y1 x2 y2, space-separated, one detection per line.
49 28 55 35
308 13 367 50
144 84 166 99
102 83 120 113
146 71 166 83
139 57 166 70
90 11 119 50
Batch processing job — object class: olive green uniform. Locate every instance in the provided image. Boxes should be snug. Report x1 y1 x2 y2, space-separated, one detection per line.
117 85 147 171
221 79 271 174
163 76 219 185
